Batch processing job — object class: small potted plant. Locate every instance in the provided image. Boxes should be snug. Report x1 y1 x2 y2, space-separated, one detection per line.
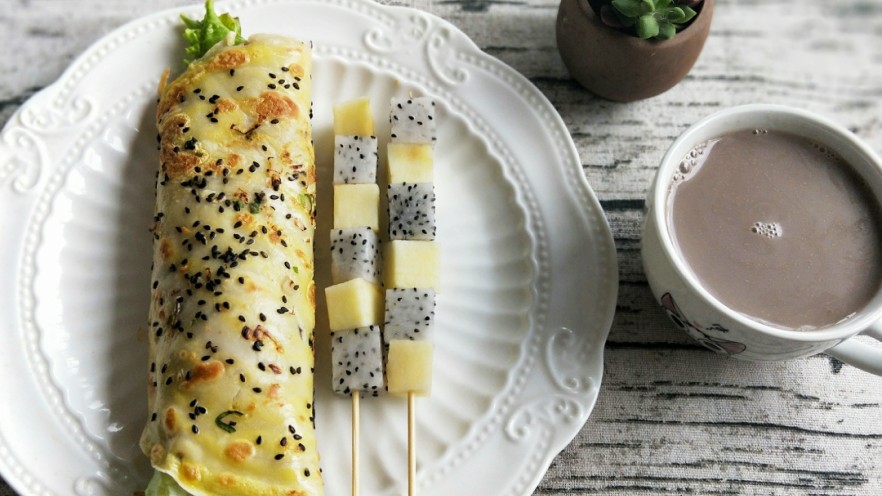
556 0 714 102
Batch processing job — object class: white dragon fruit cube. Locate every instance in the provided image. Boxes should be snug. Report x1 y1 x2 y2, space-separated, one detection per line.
390 96 436 144
334 135 378 184
330 227 381 285
384 288 435 344
331 325 386 397
387 182 435 241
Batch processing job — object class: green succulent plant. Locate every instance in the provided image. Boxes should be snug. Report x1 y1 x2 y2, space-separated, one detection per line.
599 0 702 40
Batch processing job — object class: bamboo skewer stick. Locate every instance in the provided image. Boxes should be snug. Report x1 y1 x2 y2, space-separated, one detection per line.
407 391 416 496
352 393 360 496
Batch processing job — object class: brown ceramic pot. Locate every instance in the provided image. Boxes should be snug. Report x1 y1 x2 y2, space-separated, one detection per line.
556 0 714 102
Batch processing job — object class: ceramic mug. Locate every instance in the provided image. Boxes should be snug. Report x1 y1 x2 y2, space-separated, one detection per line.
642 104 882 374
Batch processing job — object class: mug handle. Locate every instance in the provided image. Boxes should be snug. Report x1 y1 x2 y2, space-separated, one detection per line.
825 320 882 375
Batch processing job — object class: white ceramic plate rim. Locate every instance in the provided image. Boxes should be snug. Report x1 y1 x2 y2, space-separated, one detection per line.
0 0 618 494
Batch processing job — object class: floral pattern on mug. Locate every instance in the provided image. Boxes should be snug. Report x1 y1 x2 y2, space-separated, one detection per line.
660 292 747 355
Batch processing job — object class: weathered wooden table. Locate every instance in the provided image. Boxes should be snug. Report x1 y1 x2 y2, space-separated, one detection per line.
2 0 880 494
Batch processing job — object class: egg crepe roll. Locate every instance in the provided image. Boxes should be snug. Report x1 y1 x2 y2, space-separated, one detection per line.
140 33 324 495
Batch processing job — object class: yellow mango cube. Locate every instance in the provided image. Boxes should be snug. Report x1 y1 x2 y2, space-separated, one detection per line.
386 340 433 396
334 184 379 231
387 143 434 183
333 97 375 136
325 278 384 331
384 240 439 290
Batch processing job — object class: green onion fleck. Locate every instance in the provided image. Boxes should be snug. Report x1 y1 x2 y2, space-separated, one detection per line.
215 410 244 433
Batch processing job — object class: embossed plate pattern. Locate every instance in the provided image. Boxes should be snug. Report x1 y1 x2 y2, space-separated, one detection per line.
0 0 618 495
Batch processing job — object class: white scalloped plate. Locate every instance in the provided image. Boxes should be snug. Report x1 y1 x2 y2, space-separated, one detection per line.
0 0 617 495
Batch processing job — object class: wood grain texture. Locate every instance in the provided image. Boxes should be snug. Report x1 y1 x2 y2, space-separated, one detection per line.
1 0 881 494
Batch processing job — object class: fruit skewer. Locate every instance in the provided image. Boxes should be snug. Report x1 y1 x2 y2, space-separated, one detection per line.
383 96 438 496
325 97 383 496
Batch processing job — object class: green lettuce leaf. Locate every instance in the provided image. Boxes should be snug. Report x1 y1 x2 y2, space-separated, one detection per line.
181 0 246 64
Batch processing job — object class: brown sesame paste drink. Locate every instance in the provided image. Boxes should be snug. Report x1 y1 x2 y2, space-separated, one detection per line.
667 129 882 330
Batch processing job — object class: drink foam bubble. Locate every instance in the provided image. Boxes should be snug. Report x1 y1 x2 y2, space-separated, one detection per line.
673 141 711 183
751 221 782 238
